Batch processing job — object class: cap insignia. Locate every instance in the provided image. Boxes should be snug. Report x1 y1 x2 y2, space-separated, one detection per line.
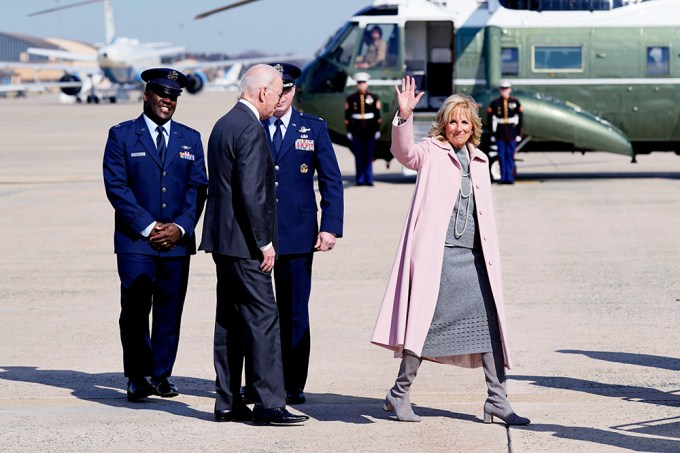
167 71 179 81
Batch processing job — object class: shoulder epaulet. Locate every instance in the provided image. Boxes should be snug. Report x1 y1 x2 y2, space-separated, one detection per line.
113 119 134 128
300 112 325 122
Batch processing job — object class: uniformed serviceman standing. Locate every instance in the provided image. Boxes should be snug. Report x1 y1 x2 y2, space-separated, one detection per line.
263 63 344 404
345 72 382 186
103 68 208 401
487 80 523 184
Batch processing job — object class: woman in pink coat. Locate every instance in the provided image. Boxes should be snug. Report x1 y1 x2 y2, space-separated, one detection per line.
371 77 529 425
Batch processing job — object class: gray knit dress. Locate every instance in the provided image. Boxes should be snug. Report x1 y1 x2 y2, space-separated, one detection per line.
421 146 501 358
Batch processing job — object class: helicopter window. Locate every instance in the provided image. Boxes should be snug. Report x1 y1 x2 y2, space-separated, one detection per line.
533 46 582 72
355 24 399 69
501 48 519 75
306 59 348 94
646 46 669 75
324 22 361 66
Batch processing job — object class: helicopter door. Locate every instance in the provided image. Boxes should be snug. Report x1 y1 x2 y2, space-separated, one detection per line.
404 21 454 111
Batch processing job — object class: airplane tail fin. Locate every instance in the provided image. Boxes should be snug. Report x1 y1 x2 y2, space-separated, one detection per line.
223 63 243 85
104 0 115 44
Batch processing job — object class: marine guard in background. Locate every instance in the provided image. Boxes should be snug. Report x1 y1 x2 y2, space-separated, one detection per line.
262 62 344 404
487 80 523 184
345 72 382 186
103 68 208 401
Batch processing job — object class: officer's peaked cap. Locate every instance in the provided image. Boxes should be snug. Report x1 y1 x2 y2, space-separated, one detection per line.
141 67 189 97
270 63 302 89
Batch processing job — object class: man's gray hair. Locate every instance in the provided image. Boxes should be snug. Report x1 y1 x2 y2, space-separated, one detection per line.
238 64 281 97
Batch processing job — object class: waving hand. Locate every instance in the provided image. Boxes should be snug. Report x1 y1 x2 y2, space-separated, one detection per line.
394 76 425 120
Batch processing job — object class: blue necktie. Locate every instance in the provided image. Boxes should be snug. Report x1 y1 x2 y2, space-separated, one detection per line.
156 125 166 163
272 118 283 158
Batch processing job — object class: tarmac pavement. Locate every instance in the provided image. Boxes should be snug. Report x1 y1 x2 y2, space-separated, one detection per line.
0 92 678 452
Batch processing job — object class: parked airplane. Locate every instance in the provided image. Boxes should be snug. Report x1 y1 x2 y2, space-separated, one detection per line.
3 0 303 103
197 0 680 176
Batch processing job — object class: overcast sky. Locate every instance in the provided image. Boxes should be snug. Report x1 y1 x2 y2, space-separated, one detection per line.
2 0 372 56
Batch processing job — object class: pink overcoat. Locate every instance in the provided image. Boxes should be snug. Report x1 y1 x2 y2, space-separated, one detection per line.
370 115 512 369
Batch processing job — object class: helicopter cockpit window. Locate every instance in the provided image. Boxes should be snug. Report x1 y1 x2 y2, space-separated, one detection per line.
533 46 583 72
501 47 519 75
324 22 361 66
355 24 399 69
646 46 669 75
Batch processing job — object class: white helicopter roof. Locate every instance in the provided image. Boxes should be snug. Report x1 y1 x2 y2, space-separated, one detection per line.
357 0 680 28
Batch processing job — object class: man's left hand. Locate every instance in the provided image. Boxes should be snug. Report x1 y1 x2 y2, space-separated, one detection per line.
515 136 522 143
314 231 336 252
149 223 181 251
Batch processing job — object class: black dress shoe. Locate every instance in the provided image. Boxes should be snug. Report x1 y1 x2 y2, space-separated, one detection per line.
150 377 179 398
252 407 309 426
240 385 256 405
127 377 155 402
286 392 306 405
214 405 253 423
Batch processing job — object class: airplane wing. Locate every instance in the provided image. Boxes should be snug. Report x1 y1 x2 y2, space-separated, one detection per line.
0 61 99 73
0 80 82 93
176 54 310 71
27 47 97 62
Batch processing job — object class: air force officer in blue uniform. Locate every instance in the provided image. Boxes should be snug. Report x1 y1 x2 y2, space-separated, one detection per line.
263 63 344 404
103 68 208 401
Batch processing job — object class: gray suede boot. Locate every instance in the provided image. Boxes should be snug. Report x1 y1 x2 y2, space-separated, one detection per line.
482 350 530 425
383 352 422 422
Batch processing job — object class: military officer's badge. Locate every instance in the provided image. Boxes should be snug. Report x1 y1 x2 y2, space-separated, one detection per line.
181 145 191 150
298 126 311 133
300 163 309 174
168 71 179 81
274 64 283 74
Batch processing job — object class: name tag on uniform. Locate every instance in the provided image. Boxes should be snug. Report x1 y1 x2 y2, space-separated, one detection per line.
179 151 195 161
130 152 146 157
295 139 314 151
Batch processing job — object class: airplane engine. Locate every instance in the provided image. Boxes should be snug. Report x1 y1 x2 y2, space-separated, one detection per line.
59 74 82 96
186 71 207 95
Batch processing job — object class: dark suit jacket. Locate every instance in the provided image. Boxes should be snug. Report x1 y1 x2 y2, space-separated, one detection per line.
200 101 277 259
263 108 344 255
103 114 208 257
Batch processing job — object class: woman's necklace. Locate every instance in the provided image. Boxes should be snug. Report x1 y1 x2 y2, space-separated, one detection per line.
453 146 473 239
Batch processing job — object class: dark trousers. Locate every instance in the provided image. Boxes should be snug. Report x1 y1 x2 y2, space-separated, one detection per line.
273 253 314 395
212 254 285 411
117 253 190 379
351 135 375 185
497 140 517 183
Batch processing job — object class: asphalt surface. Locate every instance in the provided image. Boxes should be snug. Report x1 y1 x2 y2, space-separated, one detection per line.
0 92 678 452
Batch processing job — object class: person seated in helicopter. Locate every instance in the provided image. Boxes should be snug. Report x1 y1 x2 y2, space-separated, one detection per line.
355 26 387 68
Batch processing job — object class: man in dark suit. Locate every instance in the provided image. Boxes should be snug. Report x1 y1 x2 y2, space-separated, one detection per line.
103 68 208 401
263 63 344 405
199 64 309 425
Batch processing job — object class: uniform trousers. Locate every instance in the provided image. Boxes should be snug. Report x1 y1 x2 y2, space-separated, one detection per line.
351 135 375 185
117 253 190 379
273 253 314 395
497 140 516 183
212 254 286 411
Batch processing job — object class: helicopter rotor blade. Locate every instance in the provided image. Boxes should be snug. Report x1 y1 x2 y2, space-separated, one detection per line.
28 0 103 17
194 0 261 20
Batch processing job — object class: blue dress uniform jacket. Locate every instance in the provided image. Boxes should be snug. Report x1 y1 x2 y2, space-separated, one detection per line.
264 109 344 254
103 115 208 256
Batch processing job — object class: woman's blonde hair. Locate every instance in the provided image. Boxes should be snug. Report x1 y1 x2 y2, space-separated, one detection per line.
428 93 482 147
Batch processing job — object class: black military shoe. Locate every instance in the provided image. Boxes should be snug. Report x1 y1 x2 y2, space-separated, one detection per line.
126 377 155 402
252 407 309 426
214 405 253 423
150 377 179 398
